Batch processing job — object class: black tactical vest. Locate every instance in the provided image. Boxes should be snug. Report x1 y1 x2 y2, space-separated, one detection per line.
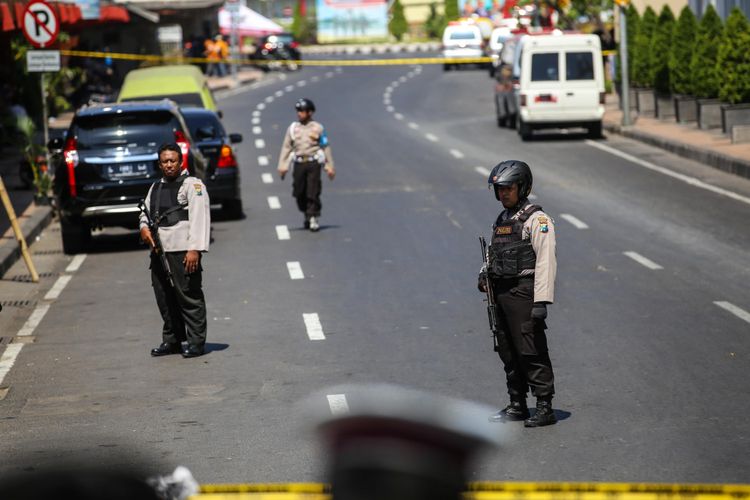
150 177 189 227
488 203 541 279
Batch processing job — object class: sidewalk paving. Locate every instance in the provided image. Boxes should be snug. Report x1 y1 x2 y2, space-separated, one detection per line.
603 94 750 180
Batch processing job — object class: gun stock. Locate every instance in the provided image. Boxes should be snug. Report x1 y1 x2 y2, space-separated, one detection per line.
479 236 500 334
139 200 175 288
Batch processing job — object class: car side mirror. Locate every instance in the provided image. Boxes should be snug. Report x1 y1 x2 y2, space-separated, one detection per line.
47 137 64 152
197 126 215 140
229 133 243 144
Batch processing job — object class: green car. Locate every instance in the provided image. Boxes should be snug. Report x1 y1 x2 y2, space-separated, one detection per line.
117 64 218 111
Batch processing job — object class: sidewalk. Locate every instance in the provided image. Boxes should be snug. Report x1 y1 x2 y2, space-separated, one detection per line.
603 94 750 180
300 42 441 56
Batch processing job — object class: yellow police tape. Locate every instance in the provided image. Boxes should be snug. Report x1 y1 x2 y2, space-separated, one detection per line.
193 482 750 500
59 49 616 67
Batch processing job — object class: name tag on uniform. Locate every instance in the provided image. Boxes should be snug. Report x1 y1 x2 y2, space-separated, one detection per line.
496 226 512 235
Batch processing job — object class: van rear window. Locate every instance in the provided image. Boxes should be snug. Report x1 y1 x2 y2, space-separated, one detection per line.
73 111 178 150
531 53 559 81
449 31 478 40
566 52 594 80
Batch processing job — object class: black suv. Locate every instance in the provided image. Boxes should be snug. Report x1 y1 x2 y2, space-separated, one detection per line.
49 100 207 254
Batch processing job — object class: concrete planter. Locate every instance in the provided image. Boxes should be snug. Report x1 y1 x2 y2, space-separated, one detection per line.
697 99 723 130
674 95 697 123
615 84 638 111
635 88 655 117
655 94 676 120
721 103 750 134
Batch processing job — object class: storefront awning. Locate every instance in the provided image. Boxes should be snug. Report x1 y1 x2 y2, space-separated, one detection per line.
1 1 129 32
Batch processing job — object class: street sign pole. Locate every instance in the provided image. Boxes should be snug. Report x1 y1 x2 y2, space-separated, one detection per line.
619 3 631 127
40 73 49 166
226 0 241 83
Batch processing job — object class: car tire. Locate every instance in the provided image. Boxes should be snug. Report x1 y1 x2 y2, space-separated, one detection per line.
443 64 451 71
518 119 532 141
588 121 603 139
60 219 91 255
222 199 244 220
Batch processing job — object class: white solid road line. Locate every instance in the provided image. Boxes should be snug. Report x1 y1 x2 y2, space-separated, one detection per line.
408 122 419 130
17 304 50 337
394 113 404 120
714 301 750 324
253 126 262 135
586 140 750 207
287 261 305 280
425 133 438 142
303 313 326 340
276 225 290 240
450 149 465 159
475 166 491 176
255 139 265 149
258 155 269 167
65 254 87 273
267 196 281 209
559 213 589 229
44 275 72 301
0 344 24 388
623 251 663 270
261 173 273 184
327 394 350 415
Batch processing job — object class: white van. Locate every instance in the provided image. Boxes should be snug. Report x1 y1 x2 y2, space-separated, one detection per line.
442 24 484 71
515 33 605 140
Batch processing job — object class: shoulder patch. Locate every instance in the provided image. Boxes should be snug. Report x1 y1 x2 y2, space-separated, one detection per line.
193 183 203 196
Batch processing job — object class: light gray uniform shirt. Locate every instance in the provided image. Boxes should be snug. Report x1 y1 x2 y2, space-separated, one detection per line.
139 173 211 252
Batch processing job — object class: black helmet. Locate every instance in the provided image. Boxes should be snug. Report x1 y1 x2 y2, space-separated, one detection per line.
487 160 533 200
295 98 315 112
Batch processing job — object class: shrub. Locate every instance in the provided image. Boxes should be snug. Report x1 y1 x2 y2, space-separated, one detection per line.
670 6 697 95
717 7 750 104
424 3 445 39
389 0 408 41
690 5 723 99
649 5 675 94
633 6 657 87
444 0 459 23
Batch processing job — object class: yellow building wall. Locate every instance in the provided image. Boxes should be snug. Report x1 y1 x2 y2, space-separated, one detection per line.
629 0 688 14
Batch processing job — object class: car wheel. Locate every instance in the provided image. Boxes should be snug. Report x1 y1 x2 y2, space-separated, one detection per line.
588 121 603 139
222 199 244 220
60 219 91 255
443 64 451 71
518 119 532 141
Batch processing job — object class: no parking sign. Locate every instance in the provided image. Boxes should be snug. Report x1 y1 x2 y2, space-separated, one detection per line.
22 0 60 48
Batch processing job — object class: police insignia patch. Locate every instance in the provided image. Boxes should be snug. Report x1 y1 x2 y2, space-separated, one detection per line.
496 226 512 235
194 183 203 196
540 224 549 233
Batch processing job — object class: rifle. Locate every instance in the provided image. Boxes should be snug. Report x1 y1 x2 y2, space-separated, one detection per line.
479 236 500 338
139 199 174 288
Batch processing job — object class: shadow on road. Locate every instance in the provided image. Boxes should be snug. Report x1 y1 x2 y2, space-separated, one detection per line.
205 342 229 353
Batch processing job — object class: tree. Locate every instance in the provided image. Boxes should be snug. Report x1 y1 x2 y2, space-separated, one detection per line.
717 7 750 104
633 6 657 87
649 5 675 94
389 0 408 41
616 5 639 85
291 3 310 43
423 3 445 40
690 5 723 99
670 6 698 95
444 0 459 23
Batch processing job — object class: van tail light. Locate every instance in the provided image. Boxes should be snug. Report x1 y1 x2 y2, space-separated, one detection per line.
534 94 557 103
217 144 238 168
599 92 606 105
174 130 190 170
264 42 273 50
290 41 299 49
63 137 79 197
512 77 520 91
520 94 527 107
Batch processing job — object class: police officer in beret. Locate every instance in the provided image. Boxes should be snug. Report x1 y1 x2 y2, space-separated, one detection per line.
478 160 557 427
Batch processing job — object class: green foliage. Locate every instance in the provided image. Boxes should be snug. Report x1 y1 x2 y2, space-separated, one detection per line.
633 6 657 87
717 7 750 104
291 3 313 43
444 0 459 22
423 3 445 40
616 5 639 85
17 115 52 197
690 5 723 99
649 5 675 94
389 0 408 41
670 6 697 95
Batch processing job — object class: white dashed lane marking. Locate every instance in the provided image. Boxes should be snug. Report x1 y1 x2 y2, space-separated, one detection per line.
257 103 266 110
287 261 305 280
252 110 261 117
559 214 589 229
258 156 269 167
65 254 87 273
408 122 419 130
450 149 465 159
275 90 284 97
425 133 438 142
0 344 24 388
267 196 281 209
253 126 262 135
386 106 394 113
251 117 261 125
255 139 265 149
17 304 50 337
311 76 320 82
325 71 334 78
327 394 350 415
261 173 273 184
714 301 750 324
276 225 290 240
623 251 663 270
285 85 294 91
44 275 72 301
303 313 326 340
394 113 403 120
475 166 491 176
265 96 274 103
297 80 306 87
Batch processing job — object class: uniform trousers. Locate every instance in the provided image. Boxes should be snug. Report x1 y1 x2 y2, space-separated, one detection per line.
151 251 207 348
292 160 322 218
492 276 555 399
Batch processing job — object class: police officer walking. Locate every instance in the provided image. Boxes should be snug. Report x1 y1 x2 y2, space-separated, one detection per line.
277 98 335 232
478 160 557 427
140 143 211 358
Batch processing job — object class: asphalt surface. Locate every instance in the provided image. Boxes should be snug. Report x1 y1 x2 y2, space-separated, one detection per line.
1 57 750 484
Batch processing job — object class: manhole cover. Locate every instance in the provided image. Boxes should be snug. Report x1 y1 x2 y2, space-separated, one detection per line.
0 300 37 308
9 272 58 283
33 249 63 255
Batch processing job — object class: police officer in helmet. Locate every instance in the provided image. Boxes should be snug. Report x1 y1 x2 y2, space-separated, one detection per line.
478 160 557 427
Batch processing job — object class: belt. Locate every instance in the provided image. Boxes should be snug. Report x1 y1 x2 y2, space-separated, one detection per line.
294 156 318 163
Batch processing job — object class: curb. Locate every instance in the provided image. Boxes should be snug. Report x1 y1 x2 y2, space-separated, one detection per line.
0 203 54 278
604 121 750 180
300 42 441 56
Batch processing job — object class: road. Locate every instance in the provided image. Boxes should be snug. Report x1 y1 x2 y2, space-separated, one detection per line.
1 58 750 484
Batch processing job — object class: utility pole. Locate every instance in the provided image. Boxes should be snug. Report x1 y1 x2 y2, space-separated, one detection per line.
618 1 631 126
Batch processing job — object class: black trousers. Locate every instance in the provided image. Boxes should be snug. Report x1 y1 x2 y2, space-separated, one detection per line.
492 277 555 399
151 252 207 348
292 161 322 218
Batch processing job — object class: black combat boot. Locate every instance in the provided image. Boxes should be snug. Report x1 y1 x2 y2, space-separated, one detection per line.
489 399 530 422
524 398 557 427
